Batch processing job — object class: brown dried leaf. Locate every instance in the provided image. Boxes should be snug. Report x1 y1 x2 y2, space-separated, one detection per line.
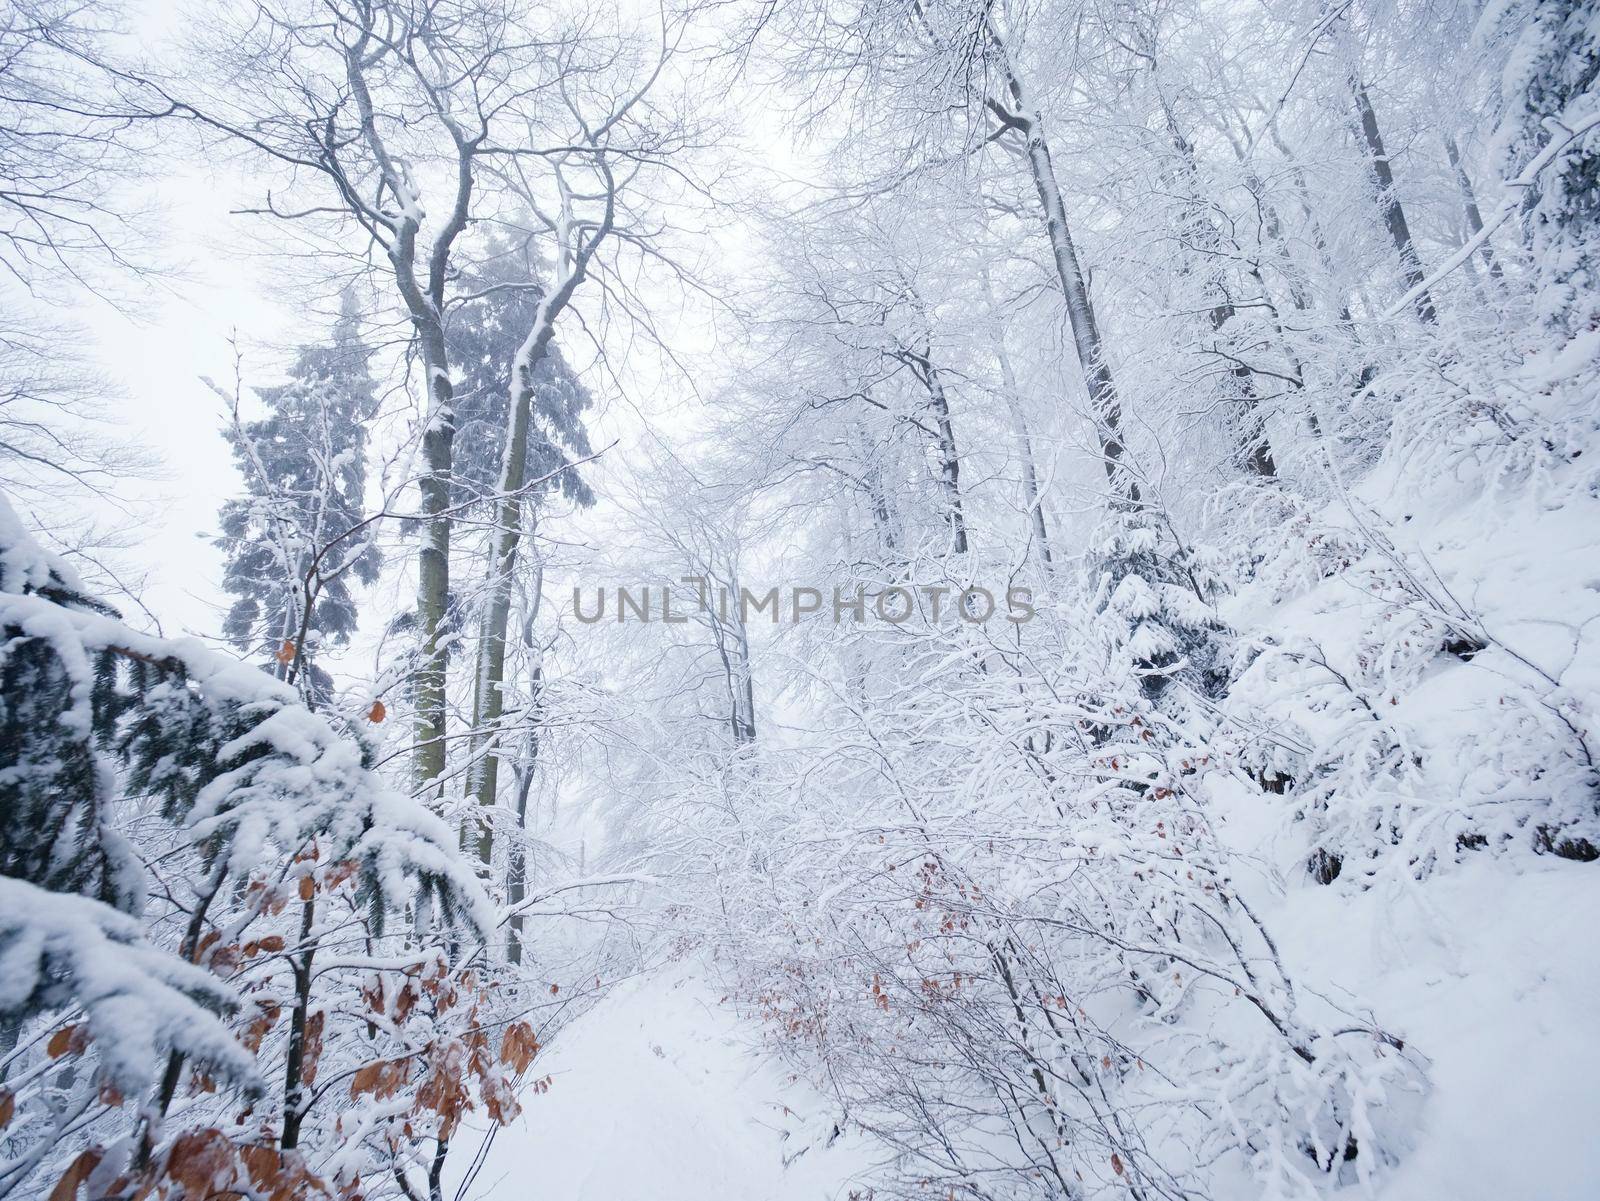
164 1129 235 1197
499 1022 541 1075
46 1024 85 1059
48 1148 103 1201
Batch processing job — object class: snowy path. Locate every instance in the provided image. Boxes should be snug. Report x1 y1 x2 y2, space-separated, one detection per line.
454 962 872 1201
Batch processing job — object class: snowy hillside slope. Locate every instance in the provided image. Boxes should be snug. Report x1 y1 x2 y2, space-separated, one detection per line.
1260 861 1600 1201
1209 415 1600 1197
453 961 877 1201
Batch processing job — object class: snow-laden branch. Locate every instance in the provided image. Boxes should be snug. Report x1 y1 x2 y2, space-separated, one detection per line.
1383 111 1600 320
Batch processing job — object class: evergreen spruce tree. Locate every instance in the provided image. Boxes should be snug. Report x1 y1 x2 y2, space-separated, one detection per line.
215 292 381 700
448 244 597 511
1092 506 1231 713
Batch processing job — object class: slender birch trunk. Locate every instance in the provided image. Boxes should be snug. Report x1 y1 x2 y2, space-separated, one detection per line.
992 334 1054 566
976 259 1054 565
1350 78 1437 323
1446 136 1504 281
344 30 476 804
985 34 1134 501
465 167 615 866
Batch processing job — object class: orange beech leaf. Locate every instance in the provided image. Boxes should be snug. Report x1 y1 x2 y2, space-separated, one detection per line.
416 1045 472 1138
0 1089 13 1129
241 1145 280 1190
243 1007 279 1053
164 1129 235 1197
299 875 315 902
48 1148 103 1201
499 1022 541 1074
47 1024 86 1059
349 1059 409 1100
276 639 296 664
1111 1152 1125 1176
349 1063 381 1096
367 699 386 723
241 1142 327 1201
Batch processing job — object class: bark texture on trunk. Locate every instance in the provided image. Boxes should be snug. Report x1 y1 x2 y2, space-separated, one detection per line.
987 40 1135 502
1446 136 1504 281
414 330 456 802
464 169 614 866
913 349 970 555
1351 79 1437 323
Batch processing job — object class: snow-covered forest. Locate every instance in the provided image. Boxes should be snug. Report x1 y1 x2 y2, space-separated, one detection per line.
2 0 1597 1197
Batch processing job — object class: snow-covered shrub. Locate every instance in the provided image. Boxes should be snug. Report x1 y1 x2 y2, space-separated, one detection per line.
1090 506 1233 712
0 490 495 1201
703 589 1423 1200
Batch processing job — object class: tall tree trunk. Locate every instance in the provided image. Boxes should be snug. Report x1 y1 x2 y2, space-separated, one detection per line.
1445 136 1504 281
734 616 756 744
343 35 473 806
506 657 541 966
986 38 1134 501
464 210 609 865
1350 79 1437 323
977 262 1055 564
708 569 757 746
913 348 969 555
992 336 1054 566
465 381 536 865
413 327 456 803
854 420 899 556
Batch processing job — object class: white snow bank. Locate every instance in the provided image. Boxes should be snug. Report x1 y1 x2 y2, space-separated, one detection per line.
1257 858 1600 1200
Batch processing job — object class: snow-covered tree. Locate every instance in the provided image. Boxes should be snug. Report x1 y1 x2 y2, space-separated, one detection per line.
215 292 381 700
448 244 597 513
0 490 493 1200
1479 0 1600 331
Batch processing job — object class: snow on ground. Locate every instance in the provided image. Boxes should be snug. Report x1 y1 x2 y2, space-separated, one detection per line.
454 959 876 1201
1217 456 1600 1201
1257 858 1600 1201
